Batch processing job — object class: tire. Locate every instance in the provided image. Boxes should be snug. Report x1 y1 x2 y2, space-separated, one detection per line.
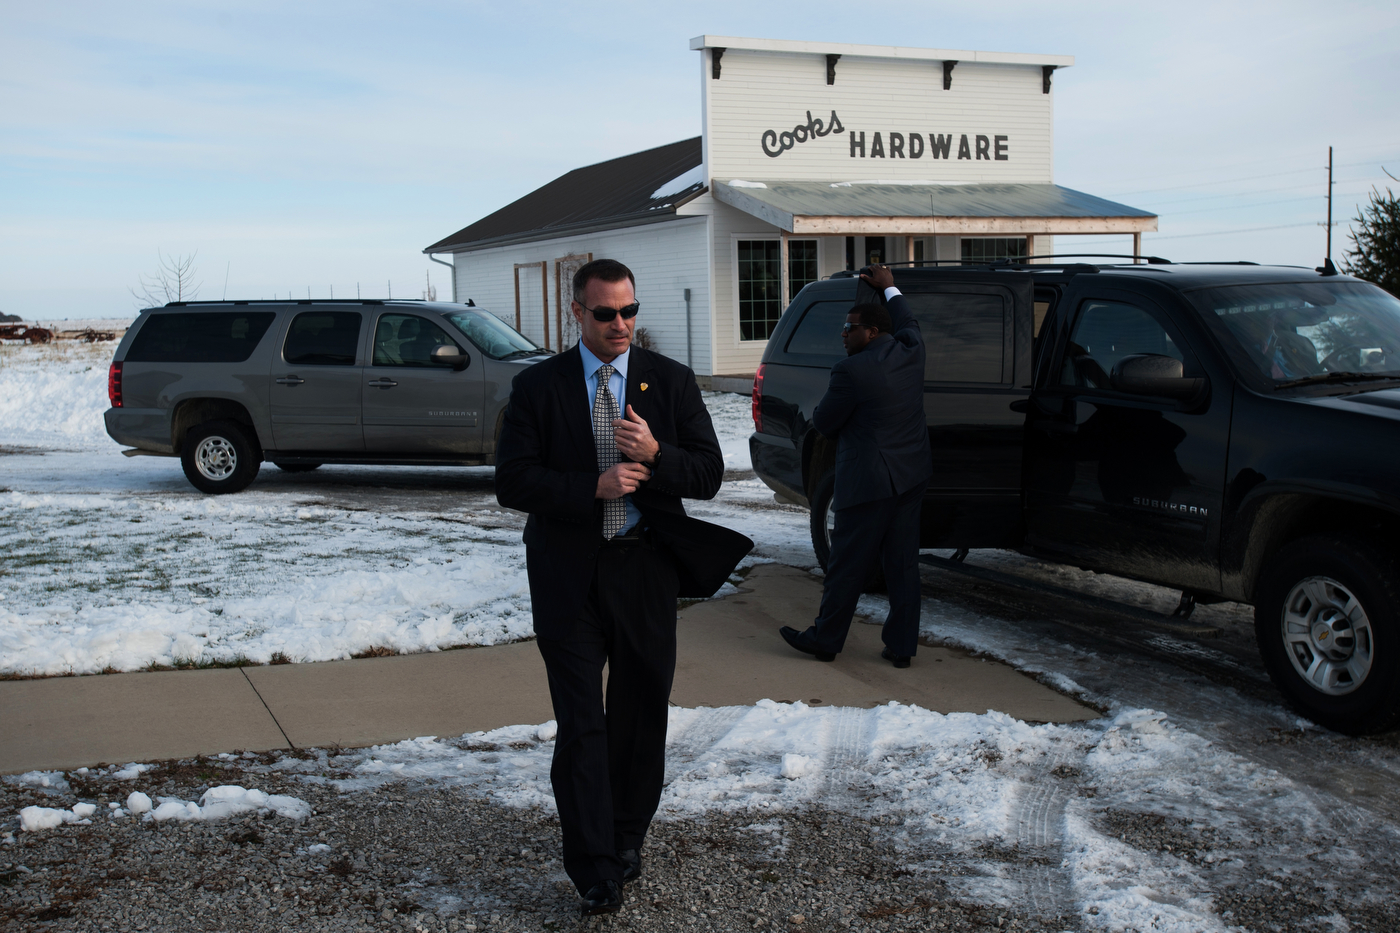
1254 534 1400 735
272 462 322 473
181 420 261 494
808 471 885 592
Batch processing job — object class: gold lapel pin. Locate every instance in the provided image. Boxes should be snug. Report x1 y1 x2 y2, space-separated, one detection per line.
640 383 649 392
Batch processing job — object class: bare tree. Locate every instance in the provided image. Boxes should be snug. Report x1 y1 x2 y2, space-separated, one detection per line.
130 252 201 307
422 269 437 301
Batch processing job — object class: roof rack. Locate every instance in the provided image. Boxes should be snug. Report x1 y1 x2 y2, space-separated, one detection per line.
830 253 1171 278
158 298 483 308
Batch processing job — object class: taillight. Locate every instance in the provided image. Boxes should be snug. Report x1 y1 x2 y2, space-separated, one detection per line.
752 363 765 434
108 362 123 408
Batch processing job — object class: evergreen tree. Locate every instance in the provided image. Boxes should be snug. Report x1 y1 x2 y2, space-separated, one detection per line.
1342 187 1400 296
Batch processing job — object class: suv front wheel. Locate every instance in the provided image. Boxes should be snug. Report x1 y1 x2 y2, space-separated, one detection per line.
181 420 261 494
1255 534 1400 735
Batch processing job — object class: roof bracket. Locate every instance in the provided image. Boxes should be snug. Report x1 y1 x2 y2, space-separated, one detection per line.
712 47 725 79
943 60 957 90
826 54 840 85
1042 65 1056 94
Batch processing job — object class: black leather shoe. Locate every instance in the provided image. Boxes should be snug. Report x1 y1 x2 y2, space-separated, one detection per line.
580 880 622 916
882 647 911 669
619 848 642 883
780 626 836 662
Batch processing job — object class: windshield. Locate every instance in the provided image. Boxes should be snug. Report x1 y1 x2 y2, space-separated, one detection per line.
1187 281 1400 388
442 309 544 359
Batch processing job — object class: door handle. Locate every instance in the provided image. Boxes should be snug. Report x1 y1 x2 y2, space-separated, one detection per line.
275 376 305 386
368 378 399 389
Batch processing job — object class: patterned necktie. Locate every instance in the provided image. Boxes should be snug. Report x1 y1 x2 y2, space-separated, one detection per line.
592 364 627 539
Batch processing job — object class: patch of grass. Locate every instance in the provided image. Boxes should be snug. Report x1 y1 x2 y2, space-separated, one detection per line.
167 655 260 671
351 646 397 659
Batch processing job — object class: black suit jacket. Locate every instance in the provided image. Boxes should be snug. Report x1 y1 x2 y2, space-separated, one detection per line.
495 344 747 638
813 293 932 511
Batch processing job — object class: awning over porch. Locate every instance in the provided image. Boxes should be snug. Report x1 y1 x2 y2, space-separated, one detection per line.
711 180 1157 236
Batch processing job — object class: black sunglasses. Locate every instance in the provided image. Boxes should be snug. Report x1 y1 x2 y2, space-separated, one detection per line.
841 321 874 334
578 301 640 322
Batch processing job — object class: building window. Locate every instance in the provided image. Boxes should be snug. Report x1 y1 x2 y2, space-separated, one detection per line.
961 237 1028 263
737 240 782 341
789 239 819 296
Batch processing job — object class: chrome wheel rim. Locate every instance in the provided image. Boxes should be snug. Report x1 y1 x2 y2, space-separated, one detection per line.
1281 575 1373 696
194 436 238 481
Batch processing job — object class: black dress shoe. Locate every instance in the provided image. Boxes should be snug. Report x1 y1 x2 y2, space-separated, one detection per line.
780 626 836 662
619 848 642 883
580 880 622 916
881 647 911 669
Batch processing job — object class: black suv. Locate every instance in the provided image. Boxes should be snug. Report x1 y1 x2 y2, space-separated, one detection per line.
752 259 1400 734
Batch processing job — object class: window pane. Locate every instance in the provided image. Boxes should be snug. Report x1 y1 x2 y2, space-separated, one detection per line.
789 240 819 295
906 293 1005 383
126 312 276 363
1060 300 1183 389
373 314 461 367
284 311 362 366
737 239 782 341
784 300 850 358
961 238 1027 263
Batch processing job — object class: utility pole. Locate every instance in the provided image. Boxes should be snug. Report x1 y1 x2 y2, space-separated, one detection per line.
1321 146 1337 261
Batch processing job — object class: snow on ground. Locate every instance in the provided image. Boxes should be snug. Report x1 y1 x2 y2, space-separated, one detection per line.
0 353 772 674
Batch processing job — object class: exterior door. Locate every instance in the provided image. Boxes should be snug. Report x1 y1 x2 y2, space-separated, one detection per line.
270 310 365 450
362 312 482 454
1023 290 1228 592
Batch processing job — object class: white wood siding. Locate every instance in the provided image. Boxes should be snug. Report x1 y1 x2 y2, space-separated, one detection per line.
703 49 1053 185
450 217 713 374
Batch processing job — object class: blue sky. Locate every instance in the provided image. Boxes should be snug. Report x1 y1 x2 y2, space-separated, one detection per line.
2 0 1398 319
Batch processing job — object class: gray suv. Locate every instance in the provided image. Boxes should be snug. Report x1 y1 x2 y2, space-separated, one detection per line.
105 299 552 493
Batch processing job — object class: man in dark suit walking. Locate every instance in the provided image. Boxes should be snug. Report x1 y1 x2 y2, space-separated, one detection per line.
779 264 931 667
495 259 733 916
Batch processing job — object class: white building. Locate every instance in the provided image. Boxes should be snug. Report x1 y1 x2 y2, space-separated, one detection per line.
424 36 1156 387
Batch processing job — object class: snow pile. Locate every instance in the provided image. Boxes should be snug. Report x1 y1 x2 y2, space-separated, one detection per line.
0 346 114 450
7 770 71 794
147 785 310 822
650 164 704 201
17 785 309 831
19 802 96 831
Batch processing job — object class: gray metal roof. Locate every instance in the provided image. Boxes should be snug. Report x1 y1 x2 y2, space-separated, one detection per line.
712 180 1157 235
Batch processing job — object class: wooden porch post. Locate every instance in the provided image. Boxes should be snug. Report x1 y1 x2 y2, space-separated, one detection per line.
1133 232 1142 264
779 232 790 309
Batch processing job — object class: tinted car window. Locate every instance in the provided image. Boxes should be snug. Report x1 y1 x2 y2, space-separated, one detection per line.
284 312 362 366
1059 300 1185 389
373 314 462 367
784 300 850 357
908 293 1005 383
126 312 276 363
443 309 541 360
1188 281 1400 384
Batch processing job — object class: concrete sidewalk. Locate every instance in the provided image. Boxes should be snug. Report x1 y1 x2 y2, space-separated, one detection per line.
0 564 1096 774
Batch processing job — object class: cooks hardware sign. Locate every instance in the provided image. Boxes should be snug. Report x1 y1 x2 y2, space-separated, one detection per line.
761 110 1010 161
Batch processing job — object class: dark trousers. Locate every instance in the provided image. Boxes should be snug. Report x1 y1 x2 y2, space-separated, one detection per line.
811 482 924 657
535 541 679 895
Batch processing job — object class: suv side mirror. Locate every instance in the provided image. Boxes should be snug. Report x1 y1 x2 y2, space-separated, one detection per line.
1110 353 1204 400
431 344 469 371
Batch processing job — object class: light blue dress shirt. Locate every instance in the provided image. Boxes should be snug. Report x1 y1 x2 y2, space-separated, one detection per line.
578 342 641 534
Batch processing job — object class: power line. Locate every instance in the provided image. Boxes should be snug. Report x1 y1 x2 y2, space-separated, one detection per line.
1099 157 1399 199
1145 221 1323 241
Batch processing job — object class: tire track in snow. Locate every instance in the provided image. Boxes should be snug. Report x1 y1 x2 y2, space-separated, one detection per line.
820 706 874 798
663 706 747 784
1004 741 1080 916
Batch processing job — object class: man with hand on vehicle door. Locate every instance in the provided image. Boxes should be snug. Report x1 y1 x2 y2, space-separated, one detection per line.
495 259 749 917
779 263 931 668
